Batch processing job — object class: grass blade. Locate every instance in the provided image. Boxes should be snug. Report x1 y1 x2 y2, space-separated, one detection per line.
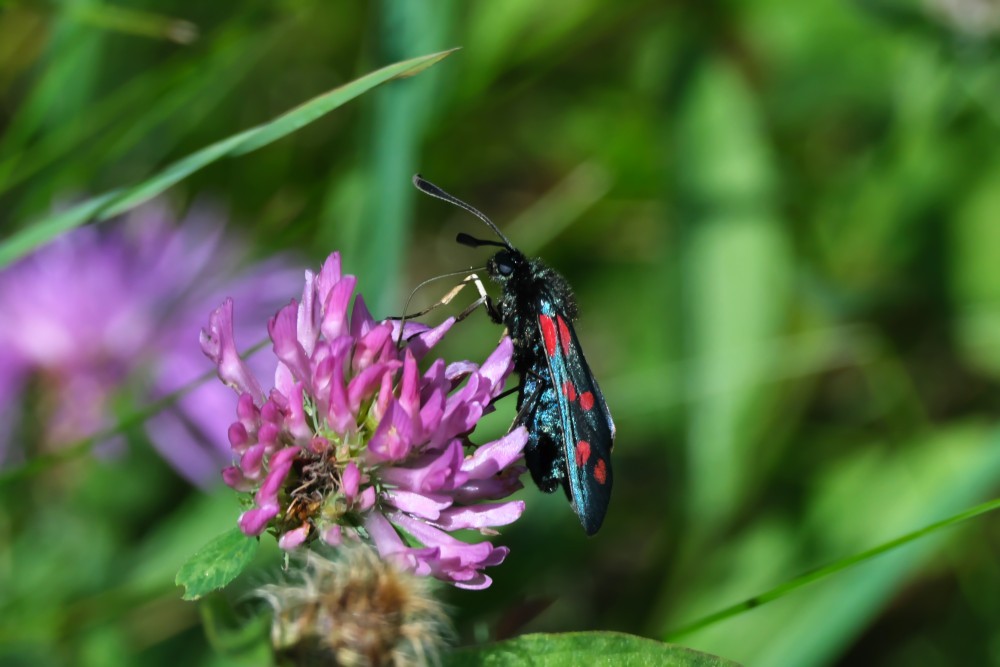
665 493 1000 641
0 48 458 269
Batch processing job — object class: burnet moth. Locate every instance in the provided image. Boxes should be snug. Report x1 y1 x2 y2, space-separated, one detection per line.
413 175 614 535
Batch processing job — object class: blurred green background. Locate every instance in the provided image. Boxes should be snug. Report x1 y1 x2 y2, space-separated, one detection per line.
3 0 1000 665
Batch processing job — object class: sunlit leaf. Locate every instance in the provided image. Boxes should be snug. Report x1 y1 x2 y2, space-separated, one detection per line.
175 528 260 601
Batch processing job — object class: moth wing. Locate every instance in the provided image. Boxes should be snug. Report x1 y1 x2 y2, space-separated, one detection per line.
535 307 614 535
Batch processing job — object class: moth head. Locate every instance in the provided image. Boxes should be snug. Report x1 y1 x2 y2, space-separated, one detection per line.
454 232 522 283
486 248 528 283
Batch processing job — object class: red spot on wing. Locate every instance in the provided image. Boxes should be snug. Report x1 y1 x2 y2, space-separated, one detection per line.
563 381 577 401
575 440 591 467
539 314 557 356
594 458 608 485
579 391 594 411
556 316 572 351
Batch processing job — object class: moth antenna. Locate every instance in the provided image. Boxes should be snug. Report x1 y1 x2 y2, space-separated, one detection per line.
394 266 487 348
413 174 515 249
456 233 506 249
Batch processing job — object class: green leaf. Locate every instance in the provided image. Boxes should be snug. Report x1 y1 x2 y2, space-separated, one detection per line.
175 528 260 601
444 632 740 667
0 47 458 269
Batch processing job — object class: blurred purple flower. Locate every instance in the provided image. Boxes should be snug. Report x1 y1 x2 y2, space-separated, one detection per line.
0 202 300 485
202 252 527 589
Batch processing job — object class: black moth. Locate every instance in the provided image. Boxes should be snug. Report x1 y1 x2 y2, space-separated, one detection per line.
413 175 614 535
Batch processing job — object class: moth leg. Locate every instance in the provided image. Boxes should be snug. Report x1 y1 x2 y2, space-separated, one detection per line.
454 274 495 323
390 272 486 321
492 385 520 404
501 367 549 427
398 270 501 325
485 297 502 324
510 381 542 431
524 368 546 382
391 273 494 347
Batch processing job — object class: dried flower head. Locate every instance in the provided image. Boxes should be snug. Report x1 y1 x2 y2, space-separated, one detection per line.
202 252 527 589
257 545 449 667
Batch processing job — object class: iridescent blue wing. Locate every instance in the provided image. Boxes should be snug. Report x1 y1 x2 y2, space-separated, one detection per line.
536 304 614 535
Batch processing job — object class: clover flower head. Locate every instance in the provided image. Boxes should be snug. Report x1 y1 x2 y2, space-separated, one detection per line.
0 203 298 484
202 252 527 589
